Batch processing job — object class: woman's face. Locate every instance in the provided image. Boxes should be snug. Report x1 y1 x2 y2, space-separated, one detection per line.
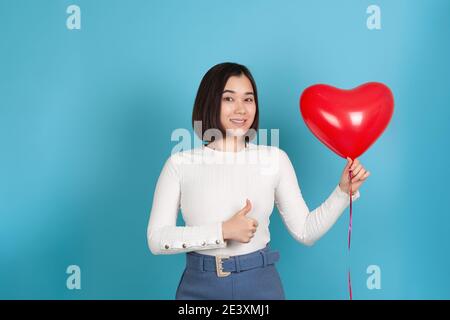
220 75 257 138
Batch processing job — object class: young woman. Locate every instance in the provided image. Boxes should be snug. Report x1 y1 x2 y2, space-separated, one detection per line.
147 62 370 300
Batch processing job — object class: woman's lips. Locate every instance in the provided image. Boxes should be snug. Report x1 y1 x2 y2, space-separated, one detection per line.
230 118 246 127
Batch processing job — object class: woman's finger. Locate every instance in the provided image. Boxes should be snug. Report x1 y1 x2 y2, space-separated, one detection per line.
351 164 363 177
353 168 367 182
360 171 371 181
350 158 359 171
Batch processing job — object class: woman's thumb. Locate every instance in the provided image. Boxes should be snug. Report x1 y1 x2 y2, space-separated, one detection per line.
346 157 353 169
239 199 252 215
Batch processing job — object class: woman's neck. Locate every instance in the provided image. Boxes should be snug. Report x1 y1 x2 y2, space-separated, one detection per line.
207 137 247 152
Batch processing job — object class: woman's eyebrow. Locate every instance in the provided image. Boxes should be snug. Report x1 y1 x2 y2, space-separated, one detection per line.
222 89 254 95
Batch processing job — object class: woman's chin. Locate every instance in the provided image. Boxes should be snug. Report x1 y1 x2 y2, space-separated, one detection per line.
225 128 249 137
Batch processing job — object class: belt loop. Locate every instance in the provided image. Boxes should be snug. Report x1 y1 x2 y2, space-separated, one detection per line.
235 256 241 273
200 256 205 272
260 251 267 267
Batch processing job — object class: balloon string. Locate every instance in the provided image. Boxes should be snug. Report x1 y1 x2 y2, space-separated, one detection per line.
348 169 353 250
348 168 353 300
348 268 353 300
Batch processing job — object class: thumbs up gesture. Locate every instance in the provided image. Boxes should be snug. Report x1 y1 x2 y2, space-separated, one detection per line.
222 199 259 243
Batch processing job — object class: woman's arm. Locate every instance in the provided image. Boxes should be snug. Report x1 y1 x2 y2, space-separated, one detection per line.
147 154 227 255
274 148 360 246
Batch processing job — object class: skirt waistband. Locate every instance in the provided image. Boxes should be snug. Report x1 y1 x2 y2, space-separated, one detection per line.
186 245 280 275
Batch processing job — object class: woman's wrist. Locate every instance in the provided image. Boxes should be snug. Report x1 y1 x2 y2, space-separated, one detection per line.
339 183 356 195
222 222 230 241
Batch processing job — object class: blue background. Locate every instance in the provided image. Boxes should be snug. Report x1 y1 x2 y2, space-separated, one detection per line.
1 0 449 299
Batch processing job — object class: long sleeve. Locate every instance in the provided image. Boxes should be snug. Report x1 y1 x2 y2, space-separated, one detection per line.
274 149 360 246
147 154 227 255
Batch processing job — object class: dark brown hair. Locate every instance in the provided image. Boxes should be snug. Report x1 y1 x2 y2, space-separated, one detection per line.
192 62 259 145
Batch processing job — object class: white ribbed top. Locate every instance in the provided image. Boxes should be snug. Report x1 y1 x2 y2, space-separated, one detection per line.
147 142 360 256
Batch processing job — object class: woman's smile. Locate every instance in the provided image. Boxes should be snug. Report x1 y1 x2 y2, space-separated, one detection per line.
229 118 247 127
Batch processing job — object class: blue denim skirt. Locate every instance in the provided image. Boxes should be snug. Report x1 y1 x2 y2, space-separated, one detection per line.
175 244 285 300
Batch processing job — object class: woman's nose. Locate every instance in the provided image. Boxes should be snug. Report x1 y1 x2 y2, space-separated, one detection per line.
235 101 246 114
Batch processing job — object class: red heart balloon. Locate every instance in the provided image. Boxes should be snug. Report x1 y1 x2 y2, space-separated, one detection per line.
299 82 394 159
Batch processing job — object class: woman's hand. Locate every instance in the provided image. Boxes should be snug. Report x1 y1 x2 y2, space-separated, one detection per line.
339 157 370 195
222 199 258 243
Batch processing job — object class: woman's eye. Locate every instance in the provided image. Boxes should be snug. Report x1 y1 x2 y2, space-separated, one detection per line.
245 98 254 102
223 97 233 102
